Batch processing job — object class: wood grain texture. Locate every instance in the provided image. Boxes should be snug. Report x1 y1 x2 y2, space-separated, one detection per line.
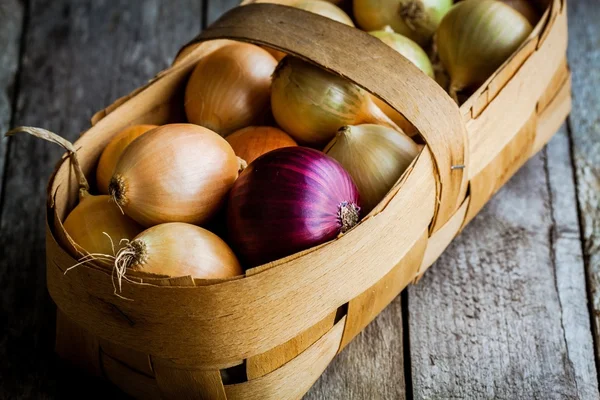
0 0 23 202
206 0 240 25
567 0 600 372
408 127 599 399
0 0 200 398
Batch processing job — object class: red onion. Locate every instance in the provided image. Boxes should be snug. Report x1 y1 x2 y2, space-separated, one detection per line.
227 147 361 268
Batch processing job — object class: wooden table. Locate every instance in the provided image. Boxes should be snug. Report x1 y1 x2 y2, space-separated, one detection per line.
1 0 598 398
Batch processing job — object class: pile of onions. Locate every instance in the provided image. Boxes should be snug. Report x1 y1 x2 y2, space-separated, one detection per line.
353 0 453 45
109 123 244 227
271 57 399 146
184 43 277 136
227 147 360 267
225 126 297 164
324 124 419 214
96 124 157 193
437 0 532 102
7 127 142 260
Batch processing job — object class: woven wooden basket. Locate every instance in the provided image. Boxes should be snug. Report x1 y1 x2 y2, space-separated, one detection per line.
46 0 570 398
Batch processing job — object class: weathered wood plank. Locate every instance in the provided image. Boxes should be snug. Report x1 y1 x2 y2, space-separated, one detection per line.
408 127 599 399
0 0 24 202
305 296 406 400
206 0 240 25
566 0 600 374
0 0 200 398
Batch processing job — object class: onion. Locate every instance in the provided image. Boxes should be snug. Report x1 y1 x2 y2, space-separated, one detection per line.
369 28 434 135
6 127 142 262
324 124 419 214
271 57 399 146
109 123 244 227
96 124 157 194
184 42 277 136
63 194 143 258
226 126 297 164
437 0 532 102
254 0 353 25
501 0 539 26
114 222 242 282
353 0 453 45
227 147 361 267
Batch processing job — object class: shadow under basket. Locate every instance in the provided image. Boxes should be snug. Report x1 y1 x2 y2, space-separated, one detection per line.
46 0 571 398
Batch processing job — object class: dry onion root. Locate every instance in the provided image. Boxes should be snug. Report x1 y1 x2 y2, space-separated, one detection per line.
5 127 143 262
109 123 245 227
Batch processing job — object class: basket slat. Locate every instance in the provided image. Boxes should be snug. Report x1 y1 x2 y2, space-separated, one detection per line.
153 359 227 399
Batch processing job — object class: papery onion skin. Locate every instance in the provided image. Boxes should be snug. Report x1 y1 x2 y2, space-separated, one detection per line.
254 0 353 25
324 124 419 214
227 147 361 268
354 0 453 45
292 0 355 26
184 43 277 136
437 0 532 101
96 124 158 194
226 126 297 164
109 123 241 227
271 57 398 146
501 0 539 26
120 222 242 279
370 29 434 78
63 194 144 259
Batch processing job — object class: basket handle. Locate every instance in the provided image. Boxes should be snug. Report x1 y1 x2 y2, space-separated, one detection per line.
190 3 468 231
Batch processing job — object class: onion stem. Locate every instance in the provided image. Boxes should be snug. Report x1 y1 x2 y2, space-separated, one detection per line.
5 126 90 199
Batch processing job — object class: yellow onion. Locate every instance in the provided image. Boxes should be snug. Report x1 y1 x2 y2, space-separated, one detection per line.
226 126 297 164
271 57 399 146
354 0 453 45
291 0 354 26
263 46 287 62
254 0 353 25
113 222 242 283
501 0 539 26
96 124 157 194
63 194 143 258
109 123 244 227
6 127 142 261
323 124 419 213
437 0 532 102
184 42 277 136
369 28 434 135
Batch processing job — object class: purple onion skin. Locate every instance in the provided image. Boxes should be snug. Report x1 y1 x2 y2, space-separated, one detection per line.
227 147 360 268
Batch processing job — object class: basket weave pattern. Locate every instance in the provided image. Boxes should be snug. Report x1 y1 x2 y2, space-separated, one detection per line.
46 1 570 398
